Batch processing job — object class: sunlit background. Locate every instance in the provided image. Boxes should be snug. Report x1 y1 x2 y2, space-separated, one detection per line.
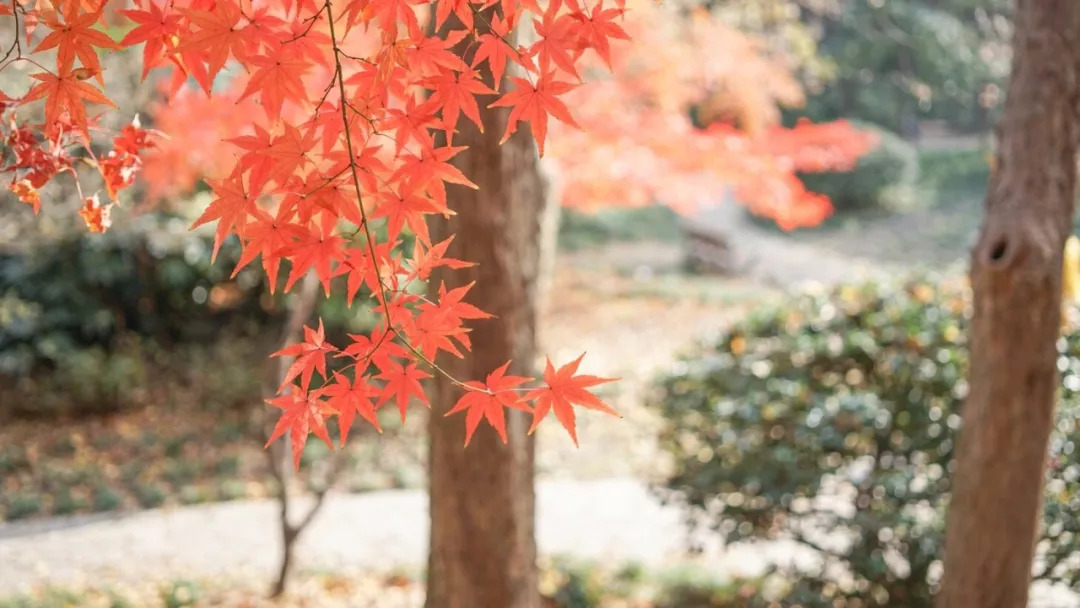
7 0 1080 607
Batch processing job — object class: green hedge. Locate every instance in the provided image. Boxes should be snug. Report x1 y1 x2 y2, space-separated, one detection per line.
0 213 381 418
653 274 1080 606
0 213 275 375
798 122 919 214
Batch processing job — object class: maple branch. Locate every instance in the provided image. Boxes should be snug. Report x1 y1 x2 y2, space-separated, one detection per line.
2 54 56 76
284 3 327 44
326 2 392 330
317 4 511 398
0 2 21 66
336 49 375 65
277 165 350 201
381 323 498 394
342 102 432 162
325 1 464 393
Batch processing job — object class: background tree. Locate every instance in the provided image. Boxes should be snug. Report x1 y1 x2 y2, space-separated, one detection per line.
808 0 1011 134
939 0 1080 605
705 0 1011 135
547 0 876 229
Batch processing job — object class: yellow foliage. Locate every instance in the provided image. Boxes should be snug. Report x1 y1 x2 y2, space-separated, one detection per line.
1065 235 1080 302
1063 236 1080 333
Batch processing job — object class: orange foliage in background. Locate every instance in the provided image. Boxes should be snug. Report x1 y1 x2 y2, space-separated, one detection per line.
138 83 259 206
547 0 876 229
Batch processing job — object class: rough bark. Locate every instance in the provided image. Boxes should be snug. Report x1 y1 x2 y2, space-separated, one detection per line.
938 2 1080 606
423 60 553 608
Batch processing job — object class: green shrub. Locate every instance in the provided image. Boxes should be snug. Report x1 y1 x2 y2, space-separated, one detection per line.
216 480 247 501
178 485 210 505
653 565 768 608
539 558 773 608
654 274 1080 606
798 122 919 214
917 148 991 197
163 460 200 487
0 587 84 608
52 488 89 516
160 581 200 608
544 557 630 604
4 494 43 520
0 213 276 375
134 483 167 509
0 212 378 419
92 485 123 512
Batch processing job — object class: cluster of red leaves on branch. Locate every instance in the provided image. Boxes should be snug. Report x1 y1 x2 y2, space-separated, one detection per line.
546 0 877 230
1 0 158 231
1 0 628 466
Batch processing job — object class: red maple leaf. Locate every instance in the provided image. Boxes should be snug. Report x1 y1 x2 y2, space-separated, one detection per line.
176 3 248 83
525 354 618 445
390 141 478 193
189 169 258 260
380 96 443 156
406 235 474 281
35 4 121 78
340 329 408 372
404 25 468 77
21 69 116 138
232 208 307 291
489 71 579 156
531 5 581 77
265 391 335 470
446 361 534 446
371 186 447 244
320 372 381 445
423 67 494 138
272 319 337 392
238 50 311 120
375 358 432 422
471 12 517 89
281 225 346 295
566 0 629 68
9 180 41 214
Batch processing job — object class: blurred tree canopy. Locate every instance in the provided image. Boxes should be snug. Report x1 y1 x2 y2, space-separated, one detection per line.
709 0 1011 134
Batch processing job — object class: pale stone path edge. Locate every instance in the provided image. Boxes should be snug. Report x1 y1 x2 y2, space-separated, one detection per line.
0 477 1074 606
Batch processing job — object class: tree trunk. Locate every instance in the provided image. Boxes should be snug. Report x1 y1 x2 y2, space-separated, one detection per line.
423 59 553 608
264 271 346 598
938 2 1080 606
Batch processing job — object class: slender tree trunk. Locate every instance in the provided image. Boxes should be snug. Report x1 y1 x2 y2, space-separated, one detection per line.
938 2 1080 606
423 49 553 608
264 271 344 598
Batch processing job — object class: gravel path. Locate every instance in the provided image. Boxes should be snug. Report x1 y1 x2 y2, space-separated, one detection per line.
0 477 815 596
692 201 904 289
1 477 1074 606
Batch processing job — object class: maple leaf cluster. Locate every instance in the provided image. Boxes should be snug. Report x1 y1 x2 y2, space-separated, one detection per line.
2 0 629 466
1 0 158 230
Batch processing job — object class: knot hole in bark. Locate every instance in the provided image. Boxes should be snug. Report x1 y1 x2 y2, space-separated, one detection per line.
989 237 1009 263
979 227 1021 271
